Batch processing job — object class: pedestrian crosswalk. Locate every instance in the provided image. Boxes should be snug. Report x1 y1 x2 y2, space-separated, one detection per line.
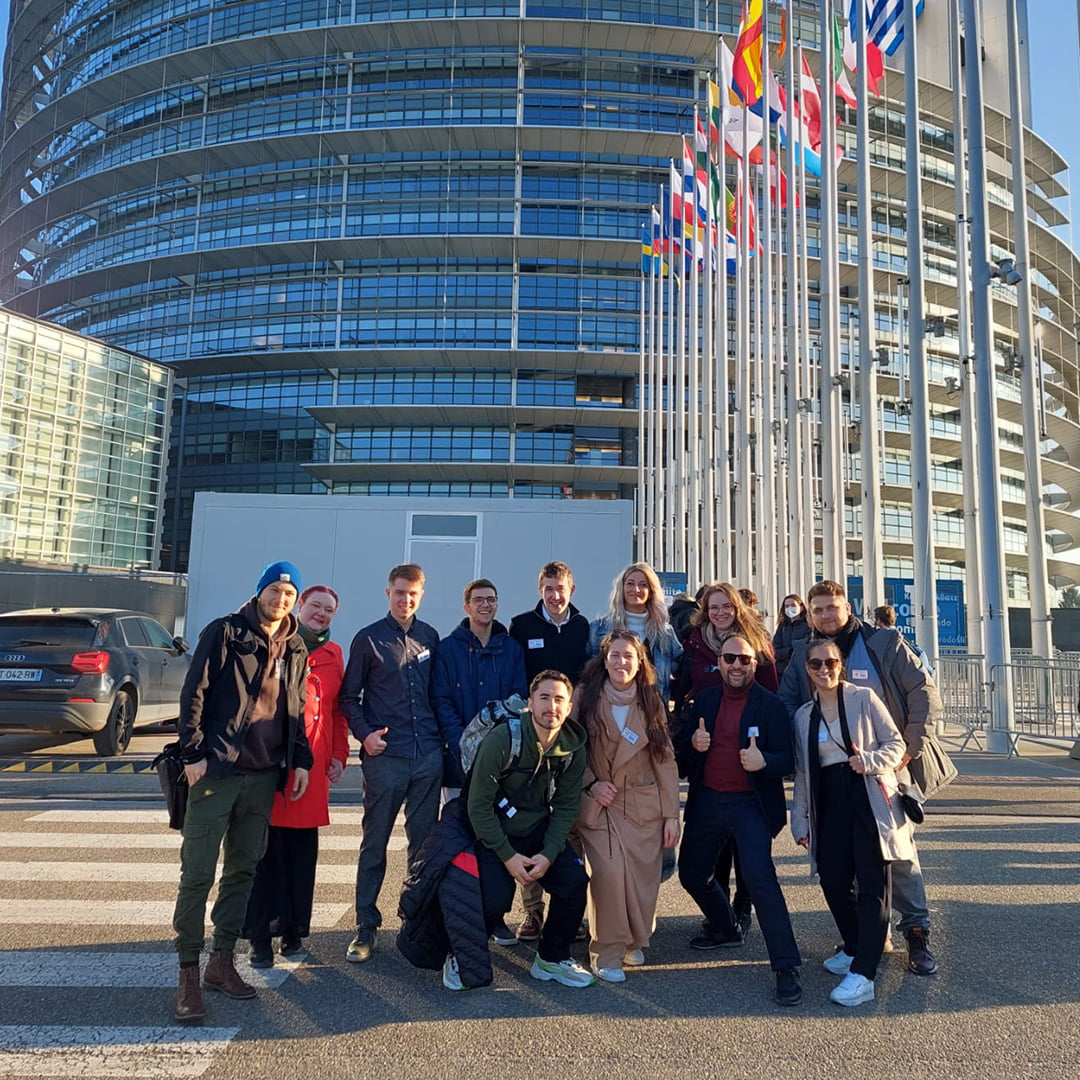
0 796 376 1078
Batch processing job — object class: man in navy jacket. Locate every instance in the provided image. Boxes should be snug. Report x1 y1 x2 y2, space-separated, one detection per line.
432 577 527 791
675 632 802 1007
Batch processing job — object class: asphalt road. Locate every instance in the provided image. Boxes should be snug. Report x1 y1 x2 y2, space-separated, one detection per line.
0 735 1078 1079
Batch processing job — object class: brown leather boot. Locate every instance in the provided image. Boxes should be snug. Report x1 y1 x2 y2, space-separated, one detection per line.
203 949 257 999
175 964 206 1023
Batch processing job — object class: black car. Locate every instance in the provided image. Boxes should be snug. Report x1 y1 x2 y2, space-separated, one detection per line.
0 608 191 756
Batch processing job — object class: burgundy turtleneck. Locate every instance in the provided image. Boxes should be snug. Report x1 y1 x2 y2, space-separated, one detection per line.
702 680 754 793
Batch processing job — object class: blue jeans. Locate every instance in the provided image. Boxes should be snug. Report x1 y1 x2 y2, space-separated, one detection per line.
678 788 801 971
354 748 442 929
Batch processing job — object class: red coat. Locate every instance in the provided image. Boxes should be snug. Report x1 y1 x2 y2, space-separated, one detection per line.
271 640 349 829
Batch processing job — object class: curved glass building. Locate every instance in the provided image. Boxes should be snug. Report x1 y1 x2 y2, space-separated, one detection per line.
1 0 1078 611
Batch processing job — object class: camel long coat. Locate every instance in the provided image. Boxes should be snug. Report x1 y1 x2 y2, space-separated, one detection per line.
576 698 680 970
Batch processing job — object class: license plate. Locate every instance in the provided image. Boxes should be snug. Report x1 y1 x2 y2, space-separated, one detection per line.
0 669 42 682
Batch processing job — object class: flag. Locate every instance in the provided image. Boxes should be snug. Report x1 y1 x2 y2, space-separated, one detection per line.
749 65 786 125
707 79 722 151
834 15 857 108
651 205 666 274
799 54 823 151
843 8 885 95
750 145 791 208
641 219 653 274
732 0 765 106
855 0 925 58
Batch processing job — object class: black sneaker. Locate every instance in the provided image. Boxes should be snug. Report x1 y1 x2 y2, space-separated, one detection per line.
905 927 937 975
734 906 753 937
346 927 377 963
248 940 274 969
689 927 743 950
775 966 802 1006
490 919 517 947
280 934 304 956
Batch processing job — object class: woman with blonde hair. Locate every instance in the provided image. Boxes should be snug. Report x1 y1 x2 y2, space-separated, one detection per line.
575 630 680 982
588 561 682 703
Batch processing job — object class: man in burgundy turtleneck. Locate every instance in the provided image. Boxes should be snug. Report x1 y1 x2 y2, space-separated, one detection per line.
674 632 802 1007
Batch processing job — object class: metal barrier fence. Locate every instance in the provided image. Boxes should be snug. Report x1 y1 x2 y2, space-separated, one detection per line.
934 654 1080 751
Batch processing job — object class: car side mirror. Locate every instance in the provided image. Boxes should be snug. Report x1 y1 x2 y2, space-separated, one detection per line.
173 636 190 654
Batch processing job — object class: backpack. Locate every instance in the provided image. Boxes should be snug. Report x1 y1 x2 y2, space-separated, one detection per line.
458 694 529 776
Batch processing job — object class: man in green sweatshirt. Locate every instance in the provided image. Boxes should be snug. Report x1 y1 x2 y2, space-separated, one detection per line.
466 669 593 988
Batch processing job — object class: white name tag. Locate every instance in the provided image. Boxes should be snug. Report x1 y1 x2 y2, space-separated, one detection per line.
747 726 759 738
851 668 869 681
528 638 545 650
416 649 431 663
818 728 830 743
621 727 639 745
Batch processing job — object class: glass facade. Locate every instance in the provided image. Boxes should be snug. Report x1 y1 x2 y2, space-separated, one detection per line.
0 311 171 568
0 1 1077 593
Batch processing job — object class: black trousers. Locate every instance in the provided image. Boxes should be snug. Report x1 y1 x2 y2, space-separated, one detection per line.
244 825 319 943
678 789 801 971
476 823 588 963
715 838 751 916
816 763 890 980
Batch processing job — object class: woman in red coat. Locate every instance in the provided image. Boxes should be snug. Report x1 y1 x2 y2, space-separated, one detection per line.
245 586 349 967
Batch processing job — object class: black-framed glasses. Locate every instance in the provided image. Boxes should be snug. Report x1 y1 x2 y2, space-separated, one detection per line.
807 657 841 671
721 653 754 666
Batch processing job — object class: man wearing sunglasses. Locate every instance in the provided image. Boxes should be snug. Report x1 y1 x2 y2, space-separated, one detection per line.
777 579 945 976
674 633 802 1007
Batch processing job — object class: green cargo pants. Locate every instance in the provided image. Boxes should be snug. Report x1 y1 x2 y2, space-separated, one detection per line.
172 768 279 963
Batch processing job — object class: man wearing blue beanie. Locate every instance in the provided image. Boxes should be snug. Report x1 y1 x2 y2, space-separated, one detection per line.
171 559 314 1024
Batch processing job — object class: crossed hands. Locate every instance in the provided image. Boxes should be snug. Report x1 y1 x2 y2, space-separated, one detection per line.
503 852 552 886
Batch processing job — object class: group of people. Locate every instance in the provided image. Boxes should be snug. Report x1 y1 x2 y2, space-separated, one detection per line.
168 555 947 1023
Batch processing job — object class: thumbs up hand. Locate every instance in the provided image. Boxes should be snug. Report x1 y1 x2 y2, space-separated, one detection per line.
740 733 765 773
691 716 711 753
364 727 390 757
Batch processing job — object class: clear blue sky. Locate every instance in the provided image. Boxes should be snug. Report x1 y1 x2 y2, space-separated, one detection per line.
0 2 1077 243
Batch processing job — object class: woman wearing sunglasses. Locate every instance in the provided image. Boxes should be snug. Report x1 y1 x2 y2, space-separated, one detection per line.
790 639 915 1007
574 630 680 983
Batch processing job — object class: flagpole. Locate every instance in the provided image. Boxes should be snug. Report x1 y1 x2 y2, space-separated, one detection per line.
758 4 777 616
1006 0 1053 657
904 0 938 656
855 0 883 610
638 246 647 561
948 0 983 656
784 18 803 595
687 140 702 587
665 181 678 568
961 0 1015 751
715 76 732 583
735 122 753 589
701 116 717 586
798 46 816 588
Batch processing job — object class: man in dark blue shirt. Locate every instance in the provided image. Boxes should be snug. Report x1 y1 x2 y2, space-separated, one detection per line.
339 563 441 963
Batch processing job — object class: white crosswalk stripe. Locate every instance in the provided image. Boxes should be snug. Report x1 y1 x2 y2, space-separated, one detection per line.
0 1025 239 1077
0 797 373 1077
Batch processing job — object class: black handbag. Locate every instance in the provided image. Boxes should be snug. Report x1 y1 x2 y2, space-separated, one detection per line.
897 781 926 825
152 740 189 830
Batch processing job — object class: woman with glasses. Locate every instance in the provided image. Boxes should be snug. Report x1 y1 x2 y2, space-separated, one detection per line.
677 583 779 702
574 630 680 983
790 638 915 1007
587 562 682 705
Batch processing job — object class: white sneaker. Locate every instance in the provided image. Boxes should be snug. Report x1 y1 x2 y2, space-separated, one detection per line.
829 972 875 1007
442 954 465 991
623 949 645 967
530 955 596 988
823 949 854 975
883 934 895 954
591 964 626 983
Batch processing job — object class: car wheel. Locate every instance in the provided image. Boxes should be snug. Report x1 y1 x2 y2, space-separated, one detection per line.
92 689 135 756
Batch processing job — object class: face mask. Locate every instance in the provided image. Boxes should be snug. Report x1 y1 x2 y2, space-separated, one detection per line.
785 606 801 619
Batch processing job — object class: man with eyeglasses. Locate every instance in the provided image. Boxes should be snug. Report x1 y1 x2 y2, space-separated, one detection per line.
777 579 944 976
432 578 527 799
674 632 802 1007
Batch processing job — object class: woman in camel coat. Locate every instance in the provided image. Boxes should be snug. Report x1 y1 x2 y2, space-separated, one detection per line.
575 629 680 982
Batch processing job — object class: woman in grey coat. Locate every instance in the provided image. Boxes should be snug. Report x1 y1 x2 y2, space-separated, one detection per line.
790 639 915 1007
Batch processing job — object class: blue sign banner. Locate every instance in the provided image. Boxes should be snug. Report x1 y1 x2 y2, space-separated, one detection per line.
846 578 966 648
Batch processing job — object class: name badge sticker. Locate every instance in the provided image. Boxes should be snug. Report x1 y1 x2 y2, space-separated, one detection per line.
528 638 545 650
747 726 759 739
818 728 830 743
416 649 431 663
621 727 639 745
851 668 869 681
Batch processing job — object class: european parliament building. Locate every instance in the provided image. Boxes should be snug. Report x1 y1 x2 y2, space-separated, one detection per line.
1 1 1078 600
